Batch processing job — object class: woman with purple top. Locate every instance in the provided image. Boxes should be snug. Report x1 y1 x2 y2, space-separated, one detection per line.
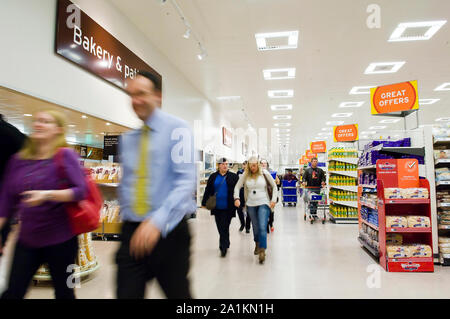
0 110 87 299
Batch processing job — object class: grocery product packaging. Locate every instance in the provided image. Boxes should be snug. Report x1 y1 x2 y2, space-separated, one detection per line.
386 245 411 258
407 216 430 228
408 244 432 258
385 188 402 199
386 216 407 228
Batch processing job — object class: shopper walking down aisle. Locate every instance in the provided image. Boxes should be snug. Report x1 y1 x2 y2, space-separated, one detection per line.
237 161 251 233
302 157 326 220
260 159 279 233
117 72 196 299
234 157 277 264
0 110 87 299
202 158 239 257
0 114 26 257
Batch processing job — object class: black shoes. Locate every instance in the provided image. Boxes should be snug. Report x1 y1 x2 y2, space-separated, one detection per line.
220 249 227 257
239 225 245 232
246 229 250 233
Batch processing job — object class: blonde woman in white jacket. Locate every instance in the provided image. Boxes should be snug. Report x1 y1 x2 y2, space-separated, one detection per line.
234 157 277 264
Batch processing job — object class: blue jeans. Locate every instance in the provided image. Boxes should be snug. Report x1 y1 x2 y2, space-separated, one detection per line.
247 205 271 249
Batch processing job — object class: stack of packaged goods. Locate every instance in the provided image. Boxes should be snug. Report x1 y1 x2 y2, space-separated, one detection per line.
329 175 357 186
386 216 431 229
437 191 450 225
328 147 358 159
77 233 97 270
359 223 379 252
330 205 358 218
439 237 450 256
384 188 429 199
330 190 357 202
86 163 121 184
329 161 357 172
359 171 377 187
360 193 378 208
386 238 432 259
360 206 379 227
101 200 121 223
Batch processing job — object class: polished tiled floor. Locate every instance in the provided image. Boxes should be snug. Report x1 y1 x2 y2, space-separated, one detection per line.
1 202 450 299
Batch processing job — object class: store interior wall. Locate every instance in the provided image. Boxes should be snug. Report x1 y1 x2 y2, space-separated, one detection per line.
0 0 244 163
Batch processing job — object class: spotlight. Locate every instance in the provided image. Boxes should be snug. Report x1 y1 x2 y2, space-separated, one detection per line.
183 29 191 39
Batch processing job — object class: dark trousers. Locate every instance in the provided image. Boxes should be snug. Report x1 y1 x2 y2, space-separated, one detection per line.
116 219 192 299
237 207 251 230
1 220 11 247
214 210 233 250
268 211 274 228
1 237 78 299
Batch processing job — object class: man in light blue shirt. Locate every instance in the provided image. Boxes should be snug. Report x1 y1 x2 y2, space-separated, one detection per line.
116 71 196 299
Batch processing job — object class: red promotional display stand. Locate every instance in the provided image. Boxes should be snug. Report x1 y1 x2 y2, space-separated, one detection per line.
376 159 434 273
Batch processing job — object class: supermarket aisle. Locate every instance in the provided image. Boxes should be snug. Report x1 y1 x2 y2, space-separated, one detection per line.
2 202 450 299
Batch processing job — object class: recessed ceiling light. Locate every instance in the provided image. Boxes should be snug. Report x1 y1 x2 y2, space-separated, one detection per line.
277 129 291 133
100 132 105 135
318 132 332 136
273 115 292 120
268 90 294 98
263 68 296 80
360 136 369 139
106 123 111 126
274 123 291 127
322 127 333 131
389 20 447 42
419 98 440 105
326 121 344 126
75 131 80 134
68 124 76 128
217 96 241 101
81 115 88 119
434 83 450 91
349 86 373 95
332 113 353 118
369 126 387 130
379 119 401 124
361 131 376 135
339 101 365 108
23 114 32 117
255 31 299 51
365 62 405 74
436 117 450 122
271 104 293 111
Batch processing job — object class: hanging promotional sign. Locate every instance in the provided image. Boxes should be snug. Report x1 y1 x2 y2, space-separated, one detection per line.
301 155 309 163
55 0 162 91
305 150 317 159
371 80 419 115
333 124 359 142
222 127 232 148
310 141 327 153
376 159 419 188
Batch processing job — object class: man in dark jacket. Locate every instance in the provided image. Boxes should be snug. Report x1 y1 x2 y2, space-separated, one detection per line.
202 158 239 257
302 157 326 217
0 114 26 256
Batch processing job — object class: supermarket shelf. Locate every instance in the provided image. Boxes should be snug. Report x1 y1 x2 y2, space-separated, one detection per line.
328 212 358 224
378 146 425 157
435 159 450 166
97 183 119 188
383 198 430 204
360 184 377 189
436 181 450 187
441 253 450 259
330 199 358 208
358 165 376 170
388 257 432 263
361 219 379 231
438 225 450 230
386 227 432 233
360 201 378 210
328 170 358 178
434 138 450 146
330 185 358 192
328 157 359 165
358 237 380 258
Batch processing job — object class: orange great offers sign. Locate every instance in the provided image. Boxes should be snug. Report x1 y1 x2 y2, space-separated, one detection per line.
334 124 359 142
310 141 327 153
371 80 419 115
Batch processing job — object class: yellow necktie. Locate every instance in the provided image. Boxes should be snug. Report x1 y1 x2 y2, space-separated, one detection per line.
134 125 151 216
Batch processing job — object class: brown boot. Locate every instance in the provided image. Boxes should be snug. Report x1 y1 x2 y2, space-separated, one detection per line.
254 243 260 255
259 249 266 264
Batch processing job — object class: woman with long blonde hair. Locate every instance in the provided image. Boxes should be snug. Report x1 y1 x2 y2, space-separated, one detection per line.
234 157 277 264
0 110 87 299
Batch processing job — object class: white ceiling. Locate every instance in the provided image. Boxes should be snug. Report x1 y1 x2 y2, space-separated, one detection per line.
111 0 450 160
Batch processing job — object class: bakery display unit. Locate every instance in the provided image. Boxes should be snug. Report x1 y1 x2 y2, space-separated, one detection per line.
327 145 359 224
34 233 99 283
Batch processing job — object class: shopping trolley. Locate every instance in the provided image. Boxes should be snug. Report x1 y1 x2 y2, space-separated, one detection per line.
282 180 298 207
303 186 328 224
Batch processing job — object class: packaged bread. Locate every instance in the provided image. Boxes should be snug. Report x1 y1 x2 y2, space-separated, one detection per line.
386 216 407 228
408 244 432 258
385 188 402 199
401 188 429 199
407 216 430 228
386 234 403 245
439 237 450 243
387 245 411 258
440 247 450 254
